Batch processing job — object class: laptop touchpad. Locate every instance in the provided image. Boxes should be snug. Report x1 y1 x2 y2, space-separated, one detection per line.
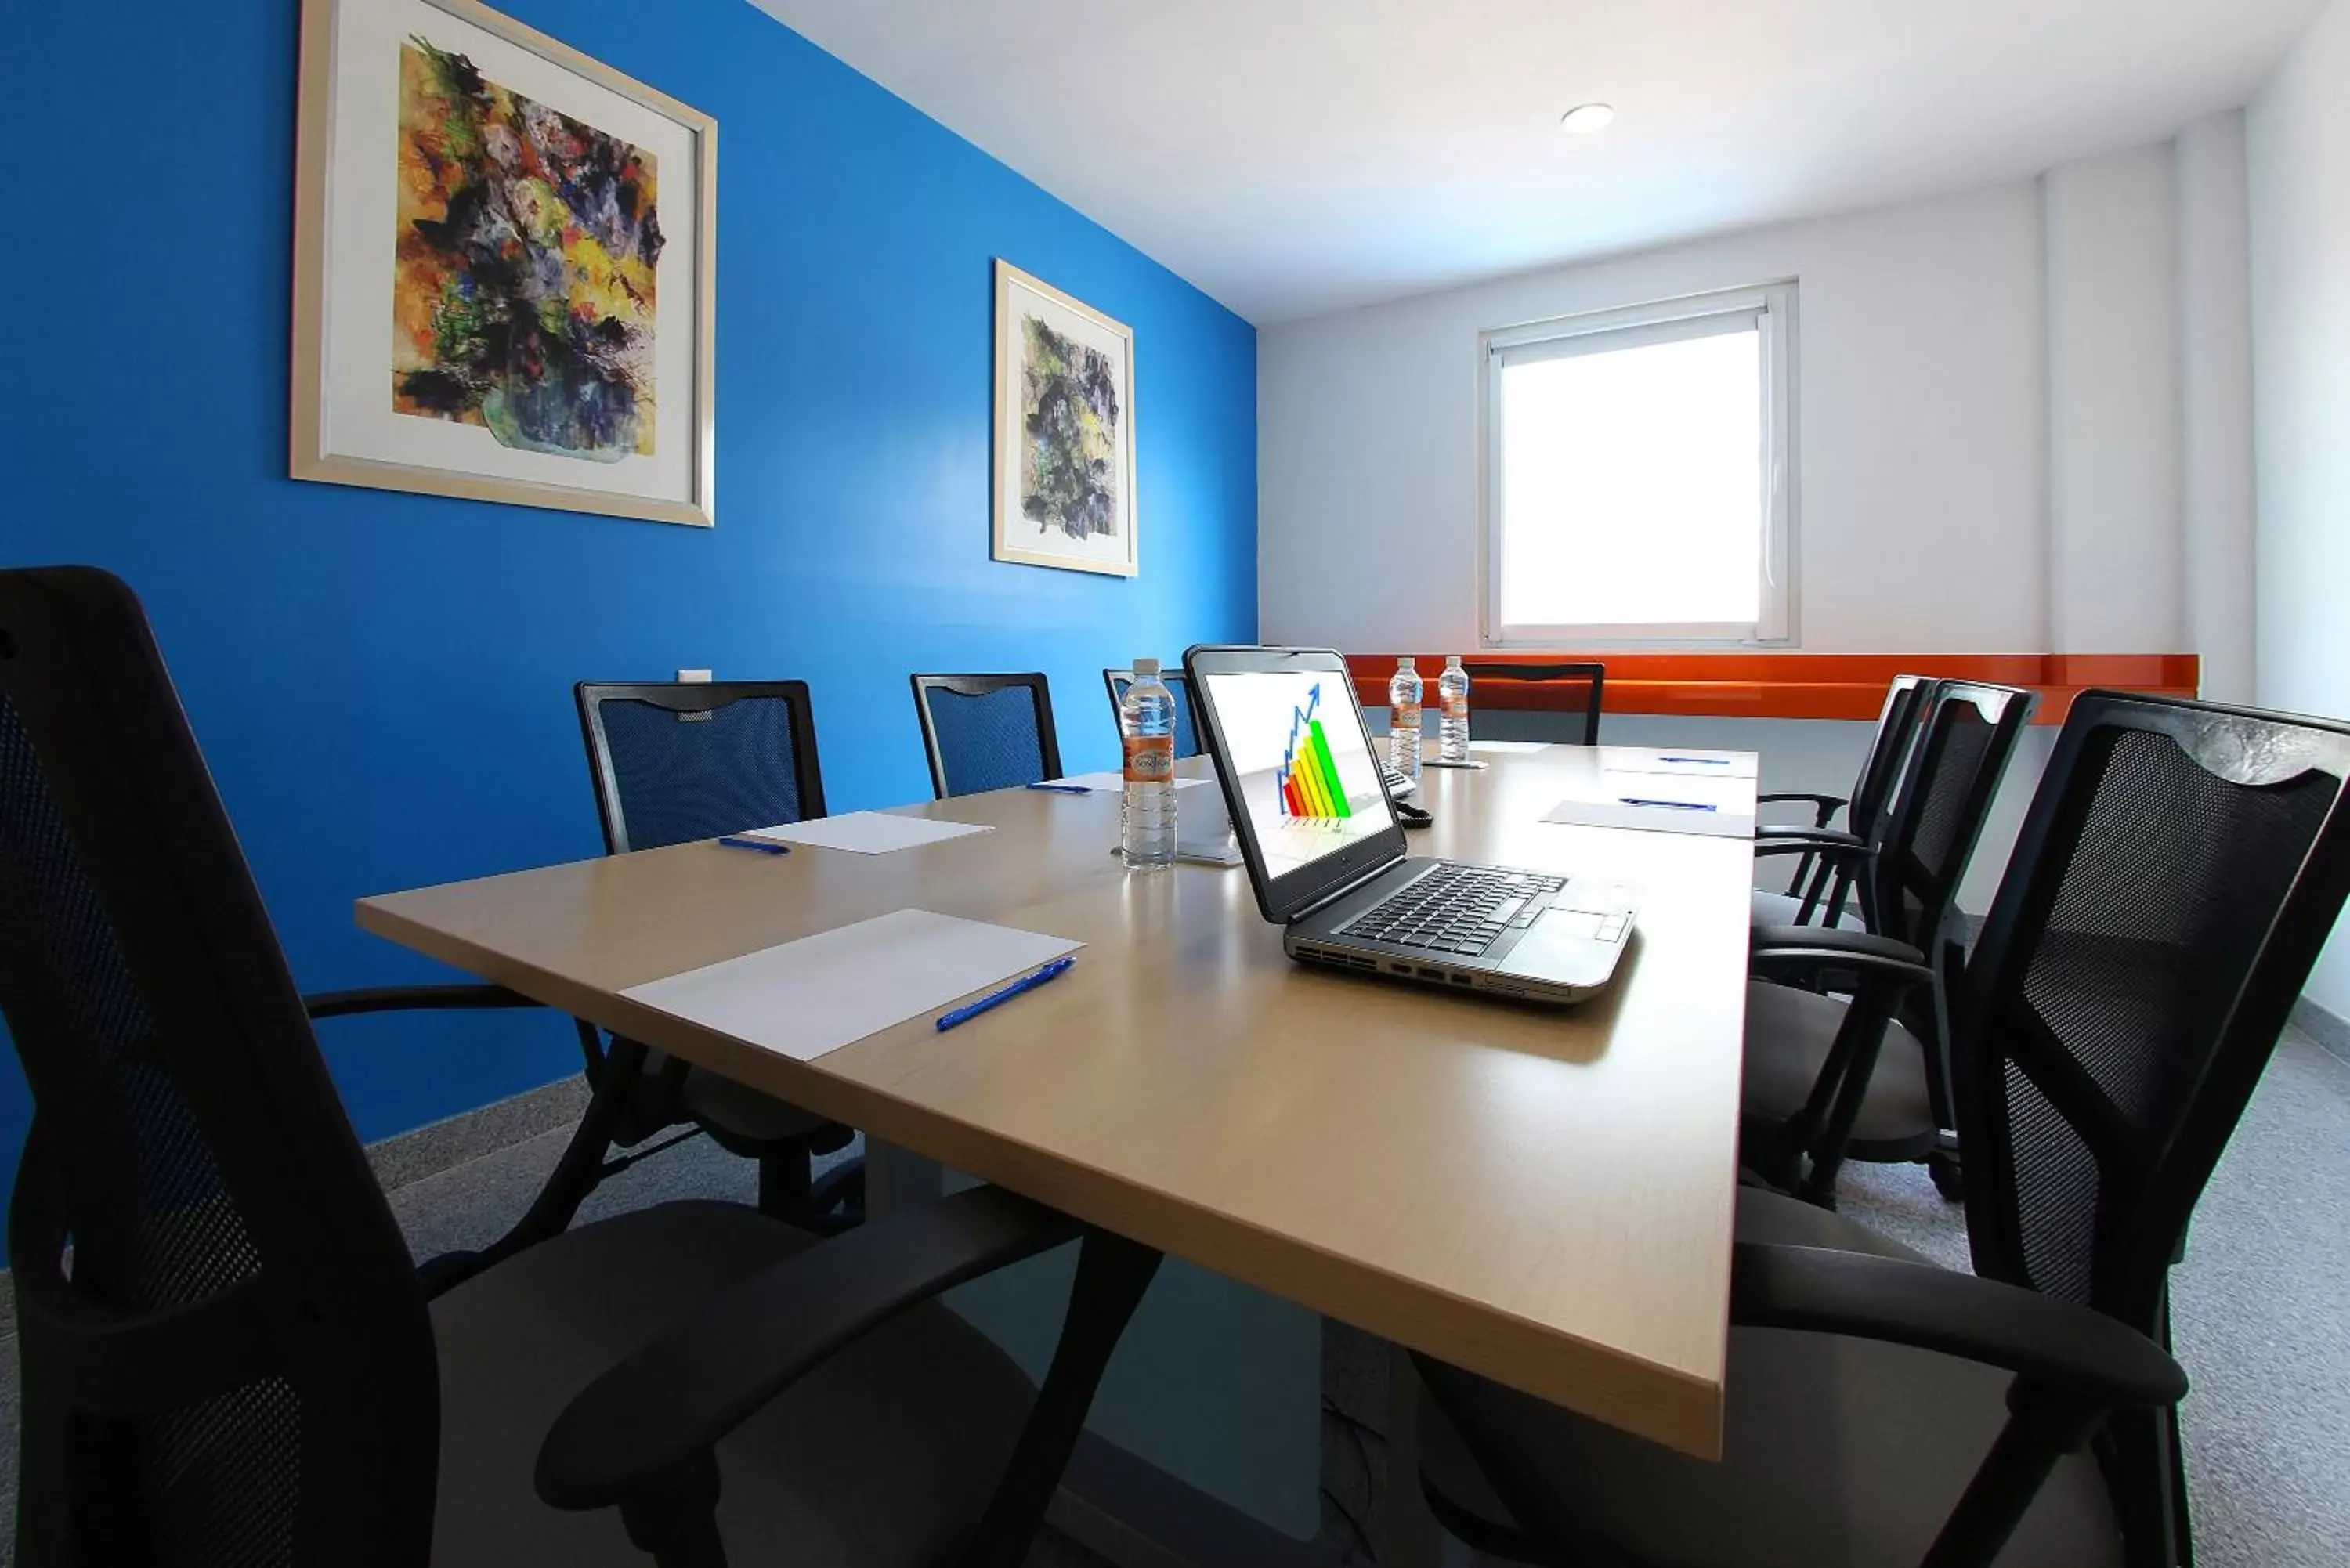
1507 909 1623 986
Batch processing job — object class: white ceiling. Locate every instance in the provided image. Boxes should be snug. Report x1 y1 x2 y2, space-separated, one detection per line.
755 0 2323 324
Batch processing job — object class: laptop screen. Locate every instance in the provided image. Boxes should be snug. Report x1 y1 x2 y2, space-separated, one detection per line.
1198 666 1397 881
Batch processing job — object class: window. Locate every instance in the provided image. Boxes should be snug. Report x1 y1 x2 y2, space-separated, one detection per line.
1483 283 1795 645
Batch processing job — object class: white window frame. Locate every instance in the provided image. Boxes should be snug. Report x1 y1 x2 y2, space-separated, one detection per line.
1480 281 1799 647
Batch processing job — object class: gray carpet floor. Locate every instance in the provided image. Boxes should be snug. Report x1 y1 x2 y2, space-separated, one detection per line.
2 1030 2343 1565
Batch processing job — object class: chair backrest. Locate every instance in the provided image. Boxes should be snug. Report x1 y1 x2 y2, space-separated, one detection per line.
1101 668 1200 761
910 673 1062 798
1857 680 2037 951
1956 692 2350 1323
1847 674 1937 844
1950 692 2350 1560
576 681 829 854
1460 662 1605 746
0 568 436 1568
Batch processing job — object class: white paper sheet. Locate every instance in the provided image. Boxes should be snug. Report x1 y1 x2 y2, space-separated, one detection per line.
1543 770 1757 840
1043 771 1212 794
1542 797 1756 839
621 910 1083 1062
743 812 993 854
1466 741 1553 755
1598 746 1761 780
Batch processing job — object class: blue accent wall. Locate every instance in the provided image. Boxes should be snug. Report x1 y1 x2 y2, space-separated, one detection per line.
0 0 1257 1212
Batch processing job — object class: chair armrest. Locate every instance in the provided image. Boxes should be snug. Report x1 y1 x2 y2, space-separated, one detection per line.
1730 1242 2186 1411
1752 925 1923 966
1749 936 1934 993
304 983 540 1021
1755 790 1849 830
1753 827 1864 850
534 1184 1079 1512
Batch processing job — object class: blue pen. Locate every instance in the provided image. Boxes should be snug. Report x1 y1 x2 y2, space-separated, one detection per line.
1658 755 1730 766
937 955 1077 1031
1025 782 1092 795
717 836 791 855
1619 797 1718 813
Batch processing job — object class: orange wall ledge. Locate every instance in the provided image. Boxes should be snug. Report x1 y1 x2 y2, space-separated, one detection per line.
1342 653 2200 725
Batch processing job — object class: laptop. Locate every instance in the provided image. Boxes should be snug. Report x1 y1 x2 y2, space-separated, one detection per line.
1184 645 1636 1003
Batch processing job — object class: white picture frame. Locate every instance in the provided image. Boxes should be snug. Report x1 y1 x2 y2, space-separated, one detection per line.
291 0 717 527
991 260 1137 576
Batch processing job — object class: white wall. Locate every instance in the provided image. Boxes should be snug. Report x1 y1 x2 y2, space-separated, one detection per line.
1261 179 2051 654
2178 113 2259 705
2250 0 2350 1014
2044 146 2186 654
1259 128 2249 675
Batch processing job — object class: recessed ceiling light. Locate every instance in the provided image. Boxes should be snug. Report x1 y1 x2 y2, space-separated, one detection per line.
1559 103 1616 135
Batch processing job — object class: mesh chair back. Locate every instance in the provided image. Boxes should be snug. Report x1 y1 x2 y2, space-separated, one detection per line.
1957 695 2350 1317
577 681 829 853
1950 693 2350 1561
1460 662 1605 746
1101 669 1200 761
1860 681 2037 950
911 673 1062 798
0 568 436 1567
1847 674 1936 844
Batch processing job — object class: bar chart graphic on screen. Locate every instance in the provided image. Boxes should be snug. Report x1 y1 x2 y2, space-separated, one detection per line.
1277 684 1354 821
1201 667 1392 880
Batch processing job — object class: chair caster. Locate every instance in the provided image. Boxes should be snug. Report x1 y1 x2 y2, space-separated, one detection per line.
1928 1147 1965 1202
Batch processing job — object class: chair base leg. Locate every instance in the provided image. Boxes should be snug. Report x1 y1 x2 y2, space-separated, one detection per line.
757 1147 812 1221
808 1156 865 1234
1929 1140 1966 1202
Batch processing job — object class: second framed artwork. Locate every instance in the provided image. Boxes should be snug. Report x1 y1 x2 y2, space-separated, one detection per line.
992 261 1137 576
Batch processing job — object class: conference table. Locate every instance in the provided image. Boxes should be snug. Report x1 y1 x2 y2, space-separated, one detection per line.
357 743 1756 1559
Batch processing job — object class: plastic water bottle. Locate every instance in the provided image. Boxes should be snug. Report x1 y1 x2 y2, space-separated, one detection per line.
1121 659 1178 870
1437 656 1471 762
1389 657 1423 781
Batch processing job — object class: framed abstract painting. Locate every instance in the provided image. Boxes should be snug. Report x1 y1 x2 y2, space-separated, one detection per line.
992 261 1137 576
291 0 716 527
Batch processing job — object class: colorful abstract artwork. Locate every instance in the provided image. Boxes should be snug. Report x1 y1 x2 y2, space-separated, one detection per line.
992 262 1137 576
392 37 660 462
1018 314 1122 540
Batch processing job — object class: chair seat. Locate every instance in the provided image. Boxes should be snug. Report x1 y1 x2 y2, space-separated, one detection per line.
431 1201 1036 1568
677 1064 848 1151
1749 889 1866 930
1415 1187 2124 1568
1742 980 1937 1158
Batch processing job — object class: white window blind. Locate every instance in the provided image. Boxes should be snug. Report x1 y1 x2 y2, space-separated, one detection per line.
1484 283 1796 645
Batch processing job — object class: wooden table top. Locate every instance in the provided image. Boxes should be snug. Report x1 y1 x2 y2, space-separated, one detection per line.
357 746 1754 1458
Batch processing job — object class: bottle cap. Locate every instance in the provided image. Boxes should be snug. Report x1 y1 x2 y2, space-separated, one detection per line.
1446 655 1462 667
1133 657 1159 676
1398 656 1416 670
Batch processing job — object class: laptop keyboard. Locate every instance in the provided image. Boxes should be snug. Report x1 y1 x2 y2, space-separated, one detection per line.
1339 863 1568 957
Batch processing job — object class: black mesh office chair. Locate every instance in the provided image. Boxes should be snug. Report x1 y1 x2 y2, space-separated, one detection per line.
1753 673 1937 928
1101 667 1201 761
1461 661 1605 746
569 681 862 1230
1744 681 2036 1201
0 565 1159 1568
910 674 1062 798
1413 689 2350 1568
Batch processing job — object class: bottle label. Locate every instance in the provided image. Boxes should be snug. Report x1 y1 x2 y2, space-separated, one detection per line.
1123 733 1174 783
1442 693 1467 720
1391 701 1422 733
